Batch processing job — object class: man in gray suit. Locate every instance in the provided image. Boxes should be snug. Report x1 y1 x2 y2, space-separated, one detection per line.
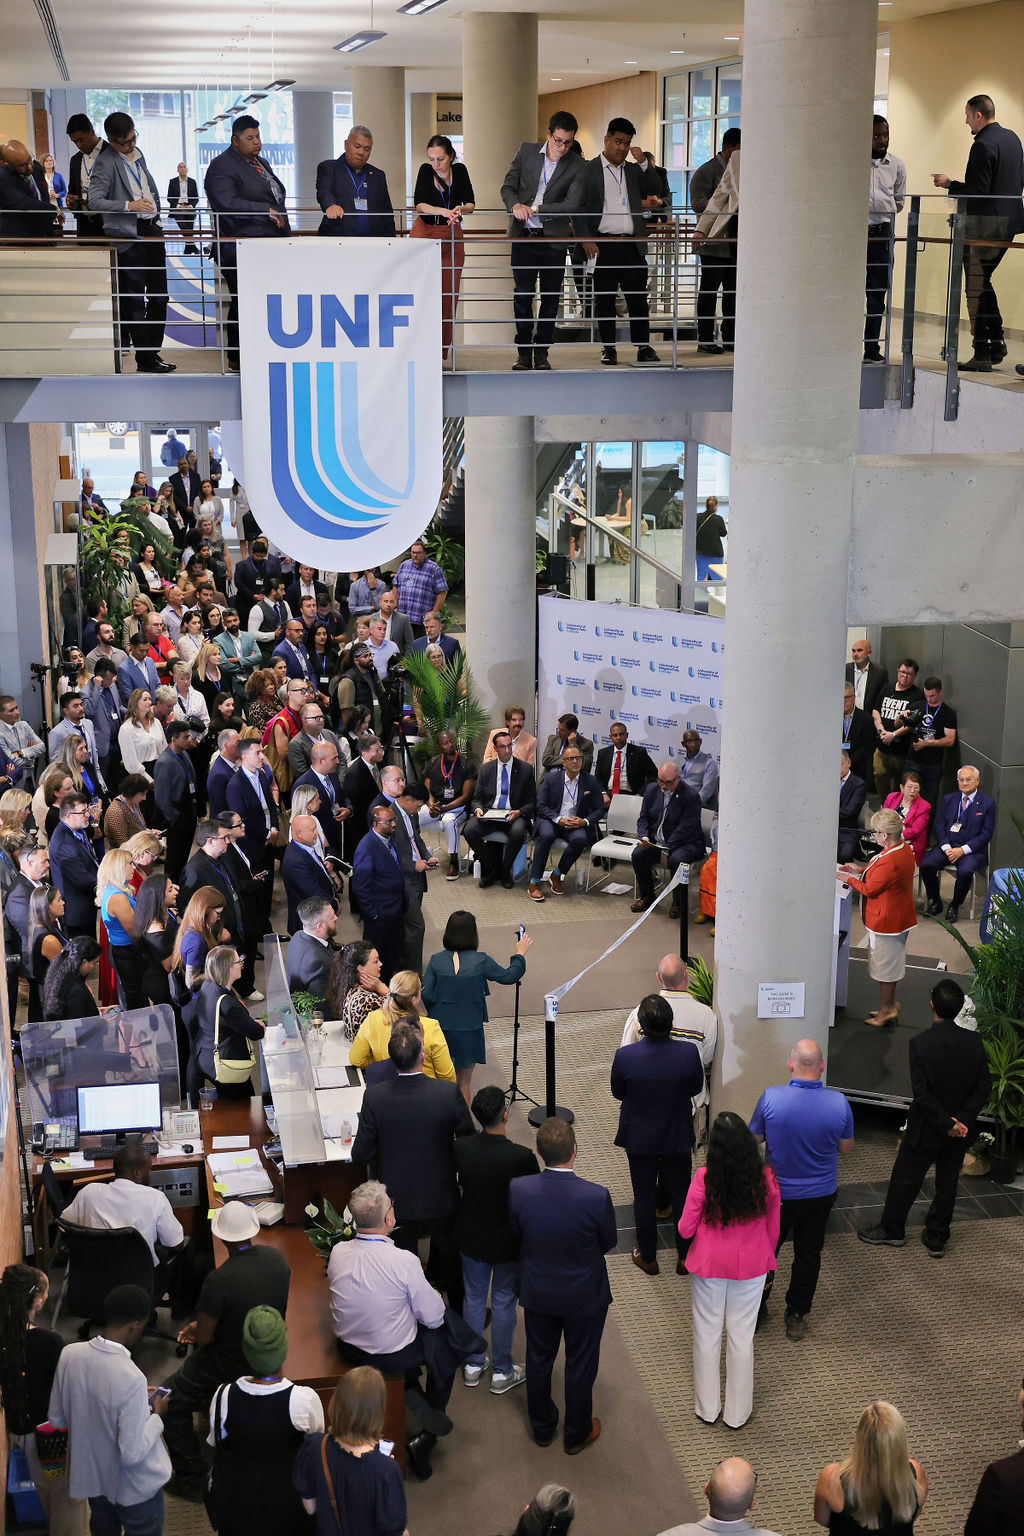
500 111 583 372
377 588 414 654
286 897 337 1000
689 128 741 355
576 117 663 367
88 112 174 373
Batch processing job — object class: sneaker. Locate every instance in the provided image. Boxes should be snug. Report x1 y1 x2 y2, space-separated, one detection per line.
636 345 660 364
490 1363 526 1395
600 346 618 366
463 1356 489 1387
784 1309 807 1341
243 990 264 1003
921 1231 945 1259
857 1223 906 1247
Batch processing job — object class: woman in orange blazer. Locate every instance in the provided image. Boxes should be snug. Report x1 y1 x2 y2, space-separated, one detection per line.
839 807 917 1028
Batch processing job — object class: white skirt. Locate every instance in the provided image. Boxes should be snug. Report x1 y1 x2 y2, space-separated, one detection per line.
867 929 909 982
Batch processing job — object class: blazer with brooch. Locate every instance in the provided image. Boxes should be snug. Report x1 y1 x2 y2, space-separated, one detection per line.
351 1073 475 1220
225 764 279 865
88 149 163 244
315 158 395 237
611 1037 706 1156
843 841 917 935
535 768 605 843
292 765 347 853
47 822 100 932
636 779 705 860
500 143 583 239
595 741 658 797
351 829 407 922
349 1009 455 1082
679 1165 781 1280
573 155 664 240
281 840 337 935
204 146 290 243
845 660 890 720
904 1020 989 1154
933 790 996 859
470 758 537 827
286 929 333 1001
508 1168 615 1315
0 162 60 239
421 948 526 1034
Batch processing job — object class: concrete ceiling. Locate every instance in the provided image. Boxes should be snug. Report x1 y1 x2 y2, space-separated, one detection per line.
1 0 993 93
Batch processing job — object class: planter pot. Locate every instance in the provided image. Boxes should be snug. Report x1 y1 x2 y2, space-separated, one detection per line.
988 1151 1019 1184
961 1152 990 1177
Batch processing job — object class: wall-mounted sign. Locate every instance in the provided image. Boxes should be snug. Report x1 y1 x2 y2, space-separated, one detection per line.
757 983 806 1019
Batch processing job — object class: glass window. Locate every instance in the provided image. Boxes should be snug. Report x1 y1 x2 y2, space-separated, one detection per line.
186 89 295 203
690 69 715 120
718 65 742 117
88 89 185 176
592 443 632 605
73 421 143 505
333 92 354 157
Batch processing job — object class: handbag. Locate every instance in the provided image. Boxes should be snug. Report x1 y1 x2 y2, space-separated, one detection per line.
33 1423 69 1480
213 991 255 1085
320 1435 343 1532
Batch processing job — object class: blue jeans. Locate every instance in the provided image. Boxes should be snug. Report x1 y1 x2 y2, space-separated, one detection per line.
462 1256 519 1375
89 1490 164 1536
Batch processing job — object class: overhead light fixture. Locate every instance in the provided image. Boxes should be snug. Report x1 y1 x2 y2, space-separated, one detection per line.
724 36 740 41
397 0 449 13
265 78 295 90
210 113 228 123
550 77 562 82
333 30 386 51
242 91 267 104
669 49 685 54
625 59 638 65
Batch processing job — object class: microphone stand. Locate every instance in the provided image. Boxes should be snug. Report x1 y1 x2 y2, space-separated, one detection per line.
504 975 540 1113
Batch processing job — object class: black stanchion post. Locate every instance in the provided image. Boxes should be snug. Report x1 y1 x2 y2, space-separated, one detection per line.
678 866 690 964
528 993 574 1128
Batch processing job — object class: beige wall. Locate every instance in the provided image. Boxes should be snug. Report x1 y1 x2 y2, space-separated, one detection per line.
888 1 1024 328
538 74 658 160
0 102 29 147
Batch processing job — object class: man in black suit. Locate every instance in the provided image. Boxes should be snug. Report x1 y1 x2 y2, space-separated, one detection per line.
350 805 407 983
286 897 337 1000
611 994 705 1276
933 93 1024 372
293 741 349 855
152 721 200 881
226 739 279 938
454 1086 538 1392
631 763 705 918
217 811 265 1002
463 731 536 889
316 125 395 239
6 844 50 987
342 733 384 904
528 747 604 902
285 564 329 616
178 820 244 950
352 1021 474 1307
205 115 289 371
575 117 664 367
964 1378 1024 1535
842 683 875 785
845 638 888 719
281 815 339 936
509 1118 615 1454
594 721 657 805
838 751 867 862
65 114 107 238
48 795 102 939
233 539 285 614
860 978 989 1256
0 142 60 241
166 162 199 253
500 111 584 371
369 772 438 974
168 456 202 526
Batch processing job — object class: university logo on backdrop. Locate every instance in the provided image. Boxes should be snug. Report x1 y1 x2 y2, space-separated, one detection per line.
237 240 442 568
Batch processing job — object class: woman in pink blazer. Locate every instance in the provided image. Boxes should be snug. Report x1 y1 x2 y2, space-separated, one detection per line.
679 1112 781 1429
883 771 931 866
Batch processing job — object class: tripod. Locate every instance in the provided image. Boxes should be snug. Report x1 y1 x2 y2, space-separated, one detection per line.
504 977 540 1113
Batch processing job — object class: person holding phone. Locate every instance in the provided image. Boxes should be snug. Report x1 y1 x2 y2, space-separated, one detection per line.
294 1366 404 1531
421 911 531 1105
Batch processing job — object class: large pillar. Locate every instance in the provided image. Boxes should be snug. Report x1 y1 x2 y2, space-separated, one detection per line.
351 68 407 224
461 13 538 344
408 91 436 202
292 90 335 231
711 0 877 1113
0 424 59 727
464 416 536 718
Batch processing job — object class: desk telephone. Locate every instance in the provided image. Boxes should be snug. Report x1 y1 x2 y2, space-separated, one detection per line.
34 1119 77 1154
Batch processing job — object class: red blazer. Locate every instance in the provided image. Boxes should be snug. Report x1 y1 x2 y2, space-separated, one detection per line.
845 840 917 935
883 791 931 865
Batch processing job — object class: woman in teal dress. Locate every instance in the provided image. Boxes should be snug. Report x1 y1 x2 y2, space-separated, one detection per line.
421 910 531 1104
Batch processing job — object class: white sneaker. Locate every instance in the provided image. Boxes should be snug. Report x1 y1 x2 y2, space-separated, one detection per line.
463 1356 488 1387
244 990 264 1003
490 1364 526 1395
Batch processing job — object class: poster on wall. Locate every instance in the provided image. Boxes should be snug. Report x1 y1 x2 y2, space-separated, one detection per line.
537 595 724 765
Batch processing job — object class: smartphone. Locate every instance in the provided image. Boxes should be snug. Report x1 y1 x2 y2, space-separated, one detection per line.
379 1438 395 1458
148 1386 170 1404
516 923 526 942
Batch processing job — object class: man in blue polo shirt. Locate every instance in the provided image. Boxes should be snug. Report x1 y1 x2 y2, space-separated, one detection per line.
749 1039 854 1343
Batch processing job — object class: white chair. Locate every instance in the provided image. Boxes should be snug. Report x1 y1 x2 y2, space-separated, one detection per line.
916 862 985 921
585 794 643 892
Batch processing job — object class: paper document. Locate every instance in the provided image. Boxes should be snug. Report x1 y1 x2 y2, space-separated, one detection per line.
313 1065 353 1089
211 1135 250 1150
207 1148 273 1198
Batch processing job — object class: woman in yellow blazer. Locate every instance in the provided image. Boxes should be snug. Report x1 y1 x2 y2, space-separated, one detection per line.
349 969 456 1082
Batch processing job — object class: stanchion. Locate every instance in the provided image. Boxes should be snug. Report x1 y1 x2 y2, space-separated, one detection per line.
504 976 540 1113
678 864 690 964
527 993 574 1127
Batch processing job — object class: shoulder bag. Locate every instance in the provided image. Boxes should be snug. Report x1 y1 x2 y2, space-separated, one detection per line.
213 990 255 1085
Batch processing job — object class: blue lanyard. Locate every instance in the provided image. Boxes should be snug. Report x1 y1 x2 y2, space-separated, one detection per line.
433 173 452 208
346 166 367 198
123 156 146 198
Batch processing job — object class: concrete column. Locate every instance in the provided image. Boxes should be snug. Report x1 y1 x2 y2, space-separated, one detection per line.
464 416 536 718
292 90 335 231
0 425 55 728
409 92 436 202
711 0 877 1114
681 439 698 612
461 13 538 344
351 68 407 224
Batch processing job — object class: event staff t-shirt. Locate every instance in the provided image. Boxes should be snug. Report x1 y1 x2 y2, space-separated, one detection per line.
875 684 924 735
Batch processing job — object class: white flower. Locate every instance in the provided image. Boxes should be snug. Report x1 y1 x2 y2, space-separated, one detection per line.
304 1203 319 1219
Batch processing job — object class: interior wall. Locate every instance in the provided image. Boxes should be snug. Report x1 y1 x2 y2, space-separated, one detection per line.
0 101 30 147
0 920 23 1499
538 74 658 160
887 0 1024 329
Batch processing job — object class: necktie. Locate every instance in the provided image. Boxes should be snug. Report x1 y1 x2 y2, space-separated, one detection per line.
496 764 509 810
611 751 622 795
76 831 98 864
387 840 400 869
321 774 335 803
28 174 40 201
371 764 381 787
960 796 968 817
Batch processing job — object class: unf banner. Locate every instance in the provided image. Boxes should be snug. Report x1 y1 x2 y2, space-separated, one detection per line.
538 595 725 765
237 240 442 568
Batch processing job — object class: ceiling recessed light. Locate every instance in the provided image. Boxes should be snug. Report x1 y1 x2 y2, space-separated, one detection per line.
625 59 638 65
550 77 562 82
669 49 685 54
334 30 387 50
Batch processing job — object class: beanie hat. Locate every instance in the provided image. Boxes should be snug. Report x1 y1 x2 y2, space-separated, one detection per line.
241 1305 288 1375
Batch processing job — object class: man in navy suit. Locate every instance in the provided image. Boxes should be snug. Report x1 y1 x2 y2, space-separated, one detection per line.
838 751 867 863
409 614 461 663
48 794 100 938
509 1118 615 1454
369 773 438 974
0 141 60 241
631 763 706 918
611 994 705 1276
527 745 604 902
117 633 160 705
204 116 289 371
316 126 396 238
920 764 997 921
281 815 339 936
273 619 318 687
351 805 407 983
206 730 239 820
293 740 349 855
152 720 200 880
226 739 279 935
463 732 536 889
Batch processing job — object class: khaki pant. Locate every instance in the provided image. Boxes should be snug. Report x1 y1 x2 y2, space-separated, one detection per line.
20 1433 88 1536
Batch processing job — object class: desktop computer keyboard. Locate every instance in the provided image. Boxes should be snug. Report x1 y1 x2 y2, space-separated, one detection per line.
83 1139 159 1161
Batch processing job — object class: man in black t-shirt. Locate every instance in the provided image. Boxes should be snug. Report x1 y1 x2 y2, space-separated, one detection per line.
871 657 925 798
162 1202 290 1499
905 676 957 829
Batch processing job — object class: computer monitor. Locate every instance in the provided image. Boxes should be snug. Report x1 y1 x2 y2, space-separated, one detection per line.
76 1082 162 1142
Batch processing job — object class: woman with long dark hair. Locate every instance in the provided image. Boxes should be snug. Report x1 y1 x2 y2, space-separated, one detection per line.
678 1111 780 1429
325 941 389 1041
0 1264 85 1536
42 936 102 1020
133 871 180 1005
814 1400 927 1533
422 910 531 1105
26 882 69 1021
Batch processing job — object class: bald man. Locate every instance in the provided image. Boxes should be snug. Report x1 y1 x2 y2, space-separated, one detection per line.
0 141 60 239
280 813 339 935
657 1456 780 1536
748 1041 854 1341
621 955 717 1133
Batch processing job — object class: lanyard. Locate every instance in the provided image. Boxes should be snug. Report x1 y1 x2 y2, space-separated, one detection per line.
433 172 452 208
123 155 146 199
346 165 368 198
605 162 626 200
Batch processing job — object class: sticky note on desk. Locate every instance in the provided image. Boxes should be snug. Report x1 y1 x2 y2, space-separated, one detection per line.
211 1135 250 1150
213 1183 226 1195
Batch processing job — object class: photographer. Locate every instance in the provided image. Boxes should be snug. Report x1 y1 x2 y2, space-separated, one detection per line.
871 658 924 800
905 677 957 828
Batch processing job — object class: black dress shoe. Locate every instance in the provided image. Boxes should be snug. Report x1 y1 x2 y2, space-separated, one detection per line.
512 354 533 371
1016 364 1024 378
945 902 960 923
636 345 660 364
959 355 992 372
406 1431 437 1480
863 347 883 362
600 346 617 366
138 356 177 373
990 340 1007 364
696 342 724 354
533 351 552 371
501 875 515 889
532 1429 555 1447
479 874 497 890
925 899 943 916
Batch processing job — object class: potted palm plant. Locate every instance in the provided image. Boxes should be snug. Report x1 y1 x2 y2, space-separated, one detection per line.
400 647 489 767
981 1022 1024 1183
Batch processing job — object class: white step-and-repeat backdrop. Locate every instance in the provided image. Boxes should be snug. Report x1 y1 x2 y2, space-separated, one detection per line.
537 596 725 765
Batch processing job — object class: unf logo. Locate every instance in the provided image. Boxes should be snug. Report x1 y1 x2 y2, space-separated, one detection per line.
238 240 441 567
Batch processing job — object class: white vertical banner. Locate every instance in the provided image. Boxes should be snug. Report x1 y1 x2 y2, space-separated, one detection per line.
537 595 724 765
236 238 442 569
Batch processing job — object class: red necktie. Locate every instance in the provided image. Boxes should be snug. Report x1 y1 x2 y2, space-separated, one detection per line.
611 750 622 795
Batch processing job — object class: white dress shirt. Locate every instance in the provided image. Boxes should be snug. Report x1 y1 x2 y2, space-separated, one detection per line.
598 155 634 236
557 773 582 819
243 765 272 829
852 662 869 710
327 1234 445 1352
528 146 561 228
63 1177 183 1264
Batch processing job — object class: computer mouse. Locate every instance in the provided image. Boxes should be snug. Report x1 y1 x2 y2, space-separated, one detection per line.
181 1143 194 1154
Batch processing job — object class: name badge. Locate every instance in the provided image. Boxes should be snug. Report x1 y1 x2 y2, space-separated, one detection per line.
950 821 962 834
354 197 368 213
442 784 454 802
